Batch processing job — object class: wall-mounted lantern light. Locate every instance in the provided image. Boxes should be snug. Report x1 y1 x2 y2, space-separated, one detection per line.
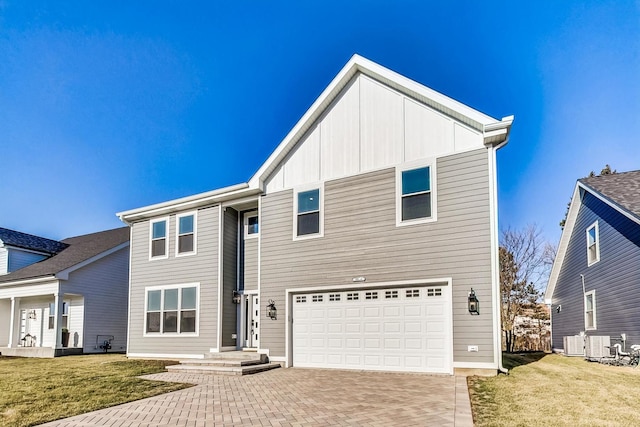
28 310 37 320
232 290 241 305
468 288 479 315
266 299 277 320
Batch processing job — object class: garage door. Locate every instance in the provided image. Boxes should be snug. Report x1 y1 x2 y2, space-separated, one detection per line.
292 285 452 373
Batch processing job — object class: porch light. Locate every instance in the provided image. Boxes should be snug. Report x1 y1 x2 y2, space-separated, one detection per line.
468 288 479 315
232 290 241 305
266 299 277 320
28 310 37 320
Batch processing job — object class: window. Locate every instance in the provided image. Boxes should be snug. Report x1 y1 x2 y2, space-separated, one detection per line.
145 284 198 335
585 290 596 330
586 222 600 266
244 211 259 238
397 163 436 226
150 218 168 259
294 185 323 239
176 212 196 255
48 302 68 329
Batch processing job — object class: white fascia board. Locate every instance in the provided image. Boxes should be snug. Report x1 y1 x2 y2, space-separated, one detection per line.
117 183 258 223
544 184 582 303
56 242 130 280
0 275 56 288
248 53 510 190
483 115 514 148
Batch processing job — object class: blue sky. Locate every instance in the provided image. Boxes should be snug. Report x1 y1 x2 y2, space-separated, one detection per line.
1 1 638 244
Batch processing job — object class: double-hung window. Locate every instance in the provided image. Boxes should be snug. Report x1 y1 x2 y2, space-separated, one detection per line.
397 163 436 225
584 290 596 330
586 222 600 266
176 212 196 256
150 218 168 259
244 211 259 238
295 186 323 238
48 302 68 330
145 284 198 335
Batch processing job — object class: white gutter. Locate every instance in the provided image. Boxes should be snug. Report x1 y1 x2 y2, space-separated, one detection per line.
117 183 259 224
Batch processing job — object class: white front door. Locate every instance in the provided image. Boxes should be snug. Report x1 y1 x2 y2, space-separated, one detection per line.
245 295 260 348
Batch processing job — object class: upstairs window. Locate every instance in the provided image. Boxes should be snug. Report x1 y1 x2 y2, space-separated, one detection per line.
244 211 259 238
397 163 436 226
584 290 596 330
295 186 323 238
176 212 196 255
150 218 168 259
586 222 600 266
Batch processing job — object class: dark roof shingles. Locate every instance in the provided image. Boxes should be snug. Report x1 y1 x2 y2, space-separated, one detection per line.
0 227 130 284
0 228 69 254
579 170 640 219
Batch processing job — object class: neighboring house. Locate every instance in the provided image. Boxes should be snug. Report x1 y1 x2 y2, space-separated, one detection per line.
0 227 69 275
117 55 513 375
545 170 640 354
0 227 130 357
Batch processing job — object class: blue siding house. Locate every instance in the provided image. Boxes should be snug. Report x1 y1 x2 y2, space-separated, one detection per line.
545 170 640 353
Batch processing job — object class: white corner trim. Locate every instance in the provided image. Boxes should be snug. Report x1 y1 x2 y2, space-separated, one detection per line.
217 205 224 351
57 242 130 280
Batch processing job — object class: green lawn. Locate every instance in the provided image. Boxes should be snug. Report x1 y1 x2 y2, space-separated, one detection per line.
468 353 640 426
0 354 191 427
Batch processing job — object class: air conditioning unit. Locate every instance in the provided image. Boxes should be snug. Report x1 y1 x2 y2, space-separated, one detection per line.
563 336 585 356
585 336 611 360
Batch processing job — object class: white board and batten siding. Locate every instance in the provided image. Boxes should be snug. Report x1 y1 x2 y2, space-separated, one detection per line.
260 148 495 369
265 74 483 193
128 205 219 357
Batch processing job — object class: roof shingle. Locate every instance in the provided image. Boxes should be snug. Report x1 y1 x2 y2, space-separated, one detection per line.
0 227 130 284
0 228 69 254
579 170 640 219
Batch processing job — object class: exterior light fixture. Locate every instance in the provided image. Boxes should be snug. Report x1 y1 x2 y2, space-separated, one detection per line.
266 299 277 320
232 290 241 305
468 288 479 315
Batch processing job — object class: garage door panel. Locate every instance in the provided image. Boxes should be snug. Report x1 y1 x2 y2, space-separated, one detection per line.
293 286 452 373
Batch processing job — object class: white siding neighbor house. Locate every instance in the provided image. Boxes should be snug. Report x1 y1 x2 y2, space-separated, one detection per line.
118 55 513 375
0 227 130 357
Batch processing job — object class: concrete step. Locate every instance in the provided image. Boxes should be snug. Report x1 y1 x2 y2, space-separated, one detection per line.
175 358 266 368
166 362 281 376
204 351 267 362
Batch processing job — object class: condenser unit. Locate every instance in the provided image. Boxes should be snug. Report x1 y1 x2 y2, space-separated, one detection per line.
585 336 611 360
563 335 585 356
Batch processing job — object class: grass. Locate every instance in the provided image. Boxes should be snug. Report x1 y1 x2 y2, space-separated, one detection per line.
0 354 191 427
468 352 640 426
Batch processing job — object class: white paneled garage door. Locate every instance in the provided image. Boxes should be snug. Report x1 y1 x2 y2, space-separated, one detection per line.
292 285 452 373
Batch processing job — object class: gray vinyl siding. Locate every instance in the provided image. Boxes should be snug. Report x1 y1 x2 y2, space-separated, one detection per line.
128 205 219 356
7 249 47 273
243 238 258 292
222 208 238 348
551 192 640 349
61 246 130 353
260 148 494 363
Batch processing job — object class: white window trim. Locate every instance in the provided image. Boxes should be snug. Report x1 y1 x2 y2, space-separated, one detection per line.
396 159 437 227
149 217 169 260
143 283 200 337
244 210 259 239
175 211 197 257
293 183 324 241
586 221 600 266
584 289 597 330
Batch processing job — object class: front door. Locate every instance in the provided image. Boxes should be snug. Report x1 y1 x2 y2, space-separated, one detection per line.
245 295 259 348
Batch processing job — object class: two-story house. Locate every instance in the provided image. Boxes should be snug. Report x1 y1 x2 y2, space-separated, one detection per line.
545 170 640 354
117 55 513 375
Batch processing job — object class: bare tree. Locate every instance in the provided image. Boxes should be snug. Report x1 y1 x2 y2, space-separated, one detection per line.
500 224 554 352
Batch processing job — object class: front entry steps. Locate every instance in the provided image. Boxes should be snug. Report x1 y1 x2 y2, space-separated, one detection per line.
166 351 281 376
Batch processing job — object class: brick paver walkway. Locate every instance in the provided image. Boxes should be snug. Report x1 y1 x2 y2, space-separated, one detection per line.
40 368 473 426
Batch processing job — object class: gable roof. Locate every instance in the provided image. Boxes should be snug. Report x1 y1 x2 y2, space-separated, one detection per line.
0 227 69 255
545 170 640 303
118 54 514 223
0 227 130 285
248 54 513 190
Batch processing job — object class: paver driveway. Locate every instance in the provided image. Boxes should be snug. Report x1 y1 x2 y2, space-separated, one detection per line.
40 368 473 426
